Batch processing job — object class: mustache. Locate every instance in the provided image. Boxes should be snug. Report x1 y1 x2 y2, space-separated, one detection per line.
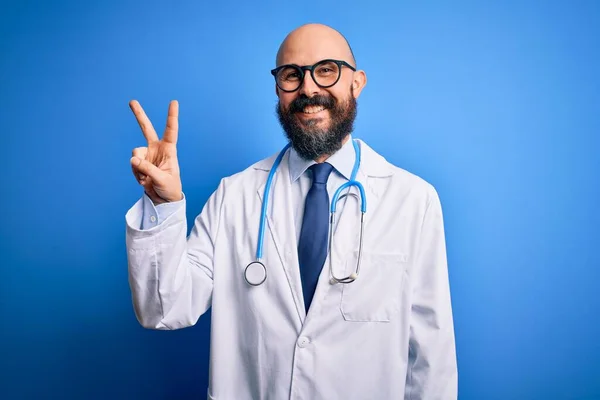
288 95 335 114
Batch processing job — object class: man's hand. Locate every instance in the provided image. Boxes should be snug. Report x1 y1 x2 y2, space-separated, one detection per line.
129 100 183 205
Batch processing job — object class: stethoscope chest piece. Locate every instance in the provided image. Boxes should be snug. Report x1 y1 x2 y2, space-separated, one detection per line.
244 261 267 286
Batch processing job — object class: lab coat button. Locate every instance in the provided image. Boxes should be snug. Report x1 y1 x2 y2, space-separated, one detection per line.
150 215 156 223
297 336 310 348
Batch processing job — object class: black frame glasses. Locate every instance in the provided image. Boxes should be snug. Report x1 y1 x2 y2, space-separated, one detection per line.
270 59 356 92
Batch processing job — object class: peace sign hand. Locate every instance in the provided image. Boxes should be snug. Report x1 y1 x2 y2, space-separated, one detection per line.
129 100 183 205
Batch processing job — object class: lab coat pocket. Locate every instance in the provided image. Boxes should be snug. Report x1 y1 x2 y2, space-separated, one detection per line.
340 252 408 322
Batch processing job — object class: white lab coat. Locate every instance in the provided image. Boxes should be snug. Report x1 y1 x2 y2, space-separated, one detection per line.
125 139 457 400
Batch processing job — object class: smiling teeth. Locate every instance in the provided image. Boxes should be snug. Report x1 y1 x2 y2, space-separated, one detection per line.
303 106 325 114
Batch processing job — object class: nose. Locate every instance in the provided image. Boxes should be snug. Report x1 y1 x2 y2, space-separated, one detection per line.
298 70 320 97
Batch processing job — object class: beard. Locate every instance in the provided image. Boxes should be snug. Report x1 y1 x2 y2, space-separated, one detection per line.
276 88 357 160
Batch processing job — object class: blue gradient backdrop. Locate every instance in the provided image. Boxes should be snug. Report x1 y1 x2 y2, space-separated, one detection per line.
1 0 599 399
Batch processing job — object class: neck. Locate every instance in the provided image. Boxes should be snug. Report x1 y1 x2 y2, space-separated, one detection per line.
314 134 351 163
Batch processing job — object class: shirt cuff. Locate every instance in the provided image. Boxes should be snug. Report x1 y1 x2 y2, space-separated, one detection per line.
141 192 185 230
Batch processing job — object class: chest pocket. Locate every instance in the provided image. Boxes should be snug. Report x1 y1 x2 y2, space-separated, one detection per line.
340 252 408 322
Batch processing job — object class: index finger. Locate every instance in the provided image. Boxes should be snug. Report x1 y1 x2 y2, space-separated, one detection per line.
163 100 179 144
129 100 159 143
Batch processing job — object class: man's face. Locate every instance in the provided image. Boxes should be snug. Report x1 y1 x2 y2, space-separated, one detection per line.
274 26 366 160
276 65 357 161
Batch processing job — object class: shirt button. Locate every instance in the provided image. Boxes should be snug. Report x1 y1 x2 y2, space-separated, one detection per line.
150 215 157 223
297 336 310 348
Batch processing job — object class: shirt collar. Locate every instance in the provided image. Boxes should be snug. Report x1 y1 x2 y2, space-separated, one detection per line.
288 134 355 183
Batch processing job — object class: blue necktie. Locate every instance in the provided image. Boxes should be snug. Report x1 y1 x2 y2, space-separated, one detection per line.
298 162 334 312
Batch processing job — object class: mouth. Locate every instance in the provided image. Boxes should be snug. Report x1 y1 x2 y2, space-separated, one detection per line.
295 105 329 121
302 105 326 114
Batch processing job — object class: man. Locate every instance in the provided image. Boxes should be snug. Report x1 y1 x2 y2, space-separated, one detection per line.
126 23 457 399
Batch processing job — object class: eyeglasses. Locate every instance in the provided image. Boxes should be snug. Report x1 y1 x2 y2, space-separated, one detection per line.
271 59 356 93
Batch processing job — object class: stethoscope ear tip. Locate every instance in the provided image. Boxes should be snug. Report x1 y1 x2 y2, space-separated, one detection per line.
330 272 359 285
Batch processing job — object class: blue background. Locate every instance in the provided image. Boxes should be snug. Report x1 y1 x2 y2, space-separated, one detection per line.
1 0 599 399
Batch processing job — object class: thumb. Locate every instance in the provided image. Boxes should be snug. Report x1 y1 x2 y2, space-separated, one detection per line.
130 157 164 182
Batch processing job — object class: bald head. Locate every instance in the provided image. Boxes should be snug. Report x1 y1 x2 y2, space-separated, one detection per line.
276 24 356 67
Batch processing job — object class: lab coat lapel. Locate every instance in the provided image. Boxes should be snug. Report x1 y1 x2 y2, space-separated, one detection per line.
256 151 306 325
330 169 382 278
330 140 389 277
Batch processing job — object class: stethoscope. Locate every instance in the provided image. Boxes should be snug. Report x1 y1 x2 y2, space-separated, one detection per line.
244 139 367 286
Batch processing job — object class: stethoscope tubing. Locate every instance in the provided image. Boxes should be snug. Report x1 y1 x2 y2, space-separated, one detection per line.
246 139 365 286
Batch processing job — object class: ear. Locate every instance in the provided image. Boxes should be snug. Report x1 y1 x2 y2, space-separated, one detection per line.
351 70 367 98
